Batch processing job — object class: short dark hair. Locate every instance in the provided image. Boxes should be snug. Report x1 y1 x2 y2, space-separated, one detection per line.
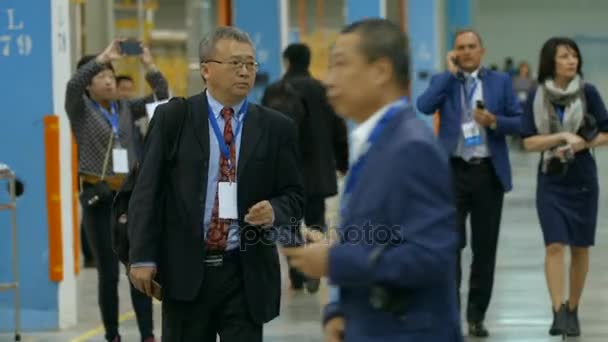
76 54 115 73
283 43 311 69
537 37 583 83
453 28 483 47
341 18 410 87
116 75 134 85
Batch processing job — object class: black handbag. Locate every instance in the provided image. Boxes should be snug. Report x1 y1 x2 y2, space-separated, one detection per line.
80 133 115 208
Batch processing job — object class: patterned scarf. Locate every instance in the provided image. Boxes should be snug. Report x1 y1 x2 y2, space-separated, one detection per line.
533 75 586 171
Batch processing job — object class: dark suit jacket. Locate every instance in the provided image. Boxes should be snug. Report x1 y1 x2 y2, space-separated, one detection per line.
262 70 349 198
324 107 462 341
128 92 304 324
416 68 522 191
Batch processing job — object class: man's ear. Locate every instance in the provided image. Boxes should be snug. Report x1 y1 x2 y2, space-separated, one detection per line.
370 58 392 88
200 62 210 83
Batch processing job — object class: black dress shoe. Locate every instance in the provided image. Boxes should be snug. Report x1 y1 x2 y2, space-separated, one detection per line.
468 322 489 337
566 302 581 337
549 304 567 336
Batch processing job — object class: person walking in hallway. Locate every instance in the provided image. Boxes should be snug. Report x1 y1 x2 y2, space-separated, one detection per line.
262 43 349 293
65 39 168 342
282 18 462 342
417 29 522 337
521 37 608 337
128 26 303 342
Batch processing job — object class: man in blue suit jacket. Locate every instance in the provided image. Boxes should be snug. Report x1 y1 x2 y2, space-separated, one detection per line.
417 29 522 337
283 19 462 342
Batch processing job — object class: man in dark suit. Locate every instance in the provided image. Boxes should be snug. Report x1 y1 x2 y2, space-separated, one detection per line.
262 43 349 292
128 26 304 342
282 19 462 342
417 29 522 337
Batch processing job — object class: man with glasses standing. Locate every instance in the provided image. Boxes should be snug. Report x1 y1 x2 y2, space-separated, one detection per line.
128 26 304 342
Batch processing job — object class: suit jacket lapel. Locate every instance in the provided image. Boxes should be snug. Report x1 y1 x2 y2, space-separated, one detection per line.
453 77 464 122
185 93 209 232
479 67 492 112
341 108 407 227
237 104 265 180
190 92 210 157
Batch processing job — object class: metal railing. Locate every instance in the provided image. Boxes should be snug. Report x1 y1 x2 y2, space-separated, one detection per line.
0 164 21 341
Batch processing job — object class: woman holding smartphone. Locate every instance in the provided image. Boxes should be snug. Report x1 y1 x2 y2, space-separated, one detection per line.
65 38 168 342
521 37 608 337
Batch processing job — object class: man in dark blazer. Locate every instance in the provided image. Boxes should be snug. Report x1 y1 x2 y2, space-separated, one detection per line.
262 43 349 292
128 27 304 342
283 19 462 342
417 29 522 337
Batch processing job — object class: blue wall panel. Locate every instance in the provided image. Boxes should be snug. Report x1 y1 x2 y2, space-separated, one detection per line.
408 0 439 126
346 0 382 23
0 0 58 331
233 0 282 103
445 0 472 52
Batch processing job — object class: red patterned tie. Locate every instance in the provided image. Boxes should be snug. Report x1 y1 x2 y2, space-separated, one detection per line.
206 107 237 251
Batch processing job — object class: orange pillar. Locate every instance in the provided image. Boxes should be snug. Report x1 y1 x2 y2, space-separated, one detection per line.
72 136 80 275
400 0 408 31
218 0 232 26
315 0 325 31
44 115 64 282
298 0 307 35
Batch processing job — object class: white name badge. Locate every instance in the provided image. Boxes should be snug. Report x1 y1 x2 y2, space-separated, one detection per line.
462 121 482 147
218 182 238 219
146 99 170 121
112 148 129 174
518 91 528 102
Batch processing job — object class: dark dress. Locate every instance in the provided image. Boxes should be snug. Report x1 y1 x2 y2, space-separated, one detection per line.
522 83 608 246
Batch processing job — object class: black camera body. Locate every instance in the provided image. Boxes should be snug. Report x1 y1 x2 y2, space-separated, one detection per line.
367 246 409 317
369 285 409 317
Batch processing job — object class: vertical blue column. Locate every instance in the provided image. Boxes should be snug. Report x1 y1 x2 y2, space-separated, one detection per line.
0 0 58 331
233 0 282 103
346 0 384 23
445 0 472 53
344 0 384 134
408 0 441 126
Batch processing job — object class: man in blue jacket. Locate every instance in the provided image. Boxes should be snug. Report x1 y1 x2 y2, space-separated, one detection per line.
417 29 522 337
283 19 462 342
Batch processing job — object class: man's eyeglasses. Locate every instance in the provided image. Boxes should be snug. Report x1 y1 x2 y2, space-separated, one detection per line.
204 59 259 71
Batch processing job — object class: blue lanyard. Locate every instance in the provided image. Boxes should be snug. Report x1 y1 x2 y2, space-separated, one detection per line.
208 100 249 170
463 79 478 108
554 105 565 123
340 97 409 218
93 101 119 136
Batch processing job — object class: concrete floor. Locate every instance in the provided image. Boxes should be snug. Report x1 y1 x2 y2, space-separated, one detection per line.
3 147 608 341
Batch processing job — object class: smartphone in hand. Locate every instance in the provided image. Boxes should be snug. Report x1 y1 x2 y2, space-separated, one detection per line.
151 280 162 301
119 40 143 56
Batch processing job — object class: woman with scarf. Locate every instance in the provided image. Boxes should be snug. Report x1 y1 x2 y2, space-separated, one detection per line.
522 37 608 337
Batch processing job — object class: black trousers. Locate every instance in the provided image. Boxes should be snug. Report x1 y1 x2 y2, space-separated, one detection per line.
289 195 326 287
161 253 262 342
451 158 504 323
81 220 94 263
81 185 154 341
